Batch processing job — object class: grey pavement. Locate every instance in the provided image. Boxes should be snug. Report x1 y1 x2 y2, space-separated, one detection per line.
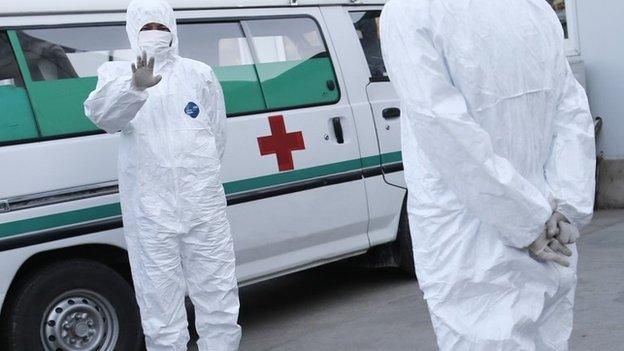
571 210 624 351
187 210 624 351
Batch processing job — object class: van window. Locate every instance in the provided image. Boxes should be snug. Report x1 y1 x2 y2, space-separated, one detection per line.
350 11 387 81
15 26 131 137
18 27 133 81
0 32 39 143
178 22 267 116
8 16 340 143
243 17 340 110
547 0 568 38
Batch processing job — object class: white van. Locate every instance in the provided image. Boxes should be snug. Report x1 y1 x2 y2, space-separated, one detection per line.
0 1 413 349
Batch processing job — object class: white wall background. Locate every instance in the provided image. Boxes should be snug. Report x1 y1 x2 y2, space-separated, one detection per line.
576 0 624 159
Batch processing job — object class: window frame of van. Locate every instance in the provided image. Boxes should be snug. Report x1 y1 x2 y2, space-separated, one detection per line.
562 0 580 56
348 9 387 83
178 14 343 117
0 30 41 145
0 23 125 148
0 14 342 147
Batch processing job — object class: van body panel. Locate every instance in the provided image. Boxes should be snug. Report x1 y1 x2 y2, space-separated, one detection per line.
320 6 405 245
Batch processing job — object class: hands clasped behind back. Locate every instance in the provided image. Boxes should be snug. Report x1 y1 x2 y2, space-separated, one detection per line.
528 211 580 267
529 228 571 267
131 51 162 90
547 211 581 244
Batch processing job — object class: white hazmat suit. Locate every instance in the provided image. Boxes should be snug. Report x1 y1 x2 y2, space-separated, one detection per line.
380 0 595 350
84 1 241 350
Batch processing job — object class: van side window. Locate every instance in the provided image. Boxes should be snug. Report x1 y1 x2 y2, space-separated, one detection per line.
0 31 39 144
7 16 340 144
350 11 387 81
243 17 340 110
178 22 267 116
17 27 133 81
179 17 340 115
14 26 131 137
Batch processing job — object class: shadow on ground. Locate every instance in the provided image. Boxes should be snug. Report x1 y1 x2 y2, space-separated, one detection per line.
184 210 624 351
189 263 433 351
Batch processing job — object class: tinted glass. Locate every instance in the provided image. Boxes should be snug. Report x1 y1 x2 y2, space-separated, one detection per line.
0 32 39 143
11 16 340 141
15 26 130 137
178 22 266 115
546 0 568 38
244 17 339 110
350 11 387 80
18 27 132 81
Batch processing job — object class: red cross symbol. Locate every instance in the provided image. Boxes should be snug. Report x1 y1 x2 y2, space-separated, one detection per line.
257 115 305 172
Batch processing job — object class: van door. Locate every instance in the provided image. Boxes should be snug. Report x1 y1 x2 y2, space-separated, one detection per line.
176 8 370 283
349 9 405 188
319 6 406 248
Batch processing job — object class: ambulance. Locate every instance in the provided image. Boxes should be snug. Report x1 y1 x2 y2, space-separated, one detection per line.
0 1 414 349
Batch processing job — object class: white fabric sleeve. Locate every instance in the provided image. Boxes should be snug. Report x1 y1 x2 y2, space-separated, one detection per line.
545 62 596 229
380 3 551 248
204 68 227 162
83 63 148 134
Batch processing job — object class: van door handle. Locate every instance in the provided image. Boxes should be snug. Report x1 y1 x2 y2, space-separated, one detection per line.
382 107 401 119
332 117 344 144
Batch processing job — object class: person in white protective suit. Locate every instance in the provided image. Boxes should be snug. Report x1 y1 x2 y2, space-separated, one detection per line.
83 1 241 350
380 1 595 350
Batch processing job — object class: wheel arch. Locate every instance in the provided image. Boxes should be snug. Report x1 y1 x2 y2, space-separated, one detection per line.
0 243 132 323
352 192 412 273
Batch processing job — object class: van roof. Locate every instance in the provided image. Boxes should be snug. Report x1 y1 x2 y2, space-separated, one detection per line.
1 0 387 16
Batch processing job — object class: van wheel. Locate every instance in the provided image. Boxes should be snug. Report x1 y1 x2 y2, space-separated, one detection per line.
354 197 416 277
2 259 143 351
396 200 416 277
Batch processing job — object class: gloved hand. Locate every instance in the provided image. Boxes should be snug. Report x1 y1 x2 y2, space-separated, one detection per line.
528 228 571 267
131 51 162 90
546 211 580 244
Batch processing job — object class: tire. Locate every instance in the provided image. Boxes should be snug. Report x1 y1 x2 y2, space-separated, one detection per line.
397 199 416 277
354 196 416 277
1 259 143 351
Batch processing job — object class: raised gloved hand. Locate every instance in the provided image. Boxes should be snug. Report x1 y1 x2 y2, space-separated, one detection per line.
131 51 162 90
546 211 580 244
529 228 571 267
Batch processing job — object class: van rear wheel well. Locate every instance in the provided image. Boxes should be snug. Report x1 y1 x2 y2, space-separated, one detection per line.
350 195 416 277
0 253 142 351
0 243 133 328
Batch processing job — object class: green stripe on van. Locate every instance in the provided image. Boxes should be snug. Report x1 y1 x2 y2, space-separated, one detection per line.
0 152 402 239
224 157 363 194
381 151 402 164
224 151 401 193
0 203 121 240
360 154 382 168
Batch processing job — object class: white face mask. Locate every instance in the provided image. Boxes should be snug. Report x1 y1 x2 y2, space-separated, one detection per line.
137 30 173 58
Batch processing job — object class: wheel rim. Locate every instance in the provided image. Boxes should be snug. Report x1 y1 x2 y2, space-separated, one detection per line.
41 289 119 351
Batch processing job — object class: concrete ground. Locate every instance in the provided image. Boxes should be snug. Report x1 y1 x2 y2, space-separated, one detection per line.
187 210 624 351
